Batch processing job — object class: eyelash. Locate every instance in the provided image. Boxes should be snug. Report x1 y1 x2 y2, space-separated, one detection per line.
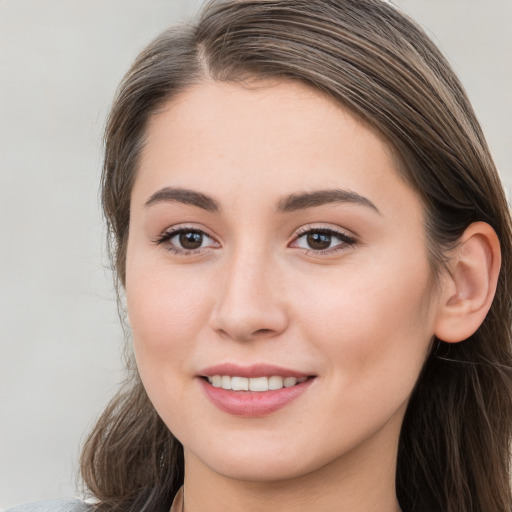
153 226 219 255
293 225 357 255
153 225 357 256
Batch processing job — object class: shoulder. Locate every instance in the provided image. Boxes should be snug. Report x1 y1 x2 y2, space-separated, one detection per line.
5 499 93 512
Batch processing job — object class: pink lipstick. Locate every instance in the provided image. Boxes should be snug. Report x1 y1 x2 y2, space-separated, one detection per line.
198 363 315 417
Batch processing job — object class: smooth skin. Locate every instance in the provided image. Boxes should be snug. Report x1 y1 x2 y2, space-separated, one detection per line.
125 79 500 512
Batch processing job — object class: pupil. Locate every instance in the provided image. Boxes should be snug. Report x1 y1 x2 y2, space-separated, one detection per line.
179 231 203 249
307 232 331 250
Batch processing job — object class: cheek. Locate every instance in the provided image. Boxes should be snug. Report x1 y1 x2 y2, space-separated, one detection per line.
294 256 434 389
125 262 211 375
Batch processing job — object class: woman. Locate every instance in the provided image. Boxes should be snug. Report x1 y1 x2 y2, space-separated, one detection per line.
9 0 512 511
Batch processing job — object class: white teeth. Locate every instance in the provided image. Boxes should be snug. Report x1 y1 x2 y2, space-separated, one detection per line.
249 376 269 392
231 376 249 391
268 376 284 390
283 377 297 388
206 375 308 391
221 375 231 390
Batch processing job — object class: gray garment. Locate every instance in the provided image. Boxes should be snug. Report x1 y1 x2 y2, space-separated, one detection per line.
5 500 92 512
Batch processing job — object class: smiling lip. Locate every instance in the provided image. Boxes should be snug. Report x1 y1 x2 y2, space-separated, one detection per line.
199 363 311 379
198 363 315 417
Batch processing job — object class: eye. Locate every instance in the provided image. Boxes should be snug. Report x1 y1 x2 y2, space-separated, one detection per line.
291 227 356 254
154 227 219 254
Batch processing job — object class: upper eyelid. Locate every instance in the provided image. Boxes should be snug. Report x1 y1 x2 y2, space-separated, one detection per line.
159 224 216 239
294 224 357 239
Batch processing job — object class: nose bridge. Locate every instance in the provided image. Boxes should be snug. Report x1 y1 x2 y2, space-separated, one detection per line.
210 241 288 341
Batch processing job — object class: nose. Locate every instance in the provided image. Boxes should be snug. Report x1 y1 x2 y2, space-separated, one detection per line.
209 248 289 342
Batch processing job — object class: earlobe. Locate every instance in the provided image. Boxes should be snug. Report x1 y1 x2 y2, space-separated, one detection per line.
434 222 501 343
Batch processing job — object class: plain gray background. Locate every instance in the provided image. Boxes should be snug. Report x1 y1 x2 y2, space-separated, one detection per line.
1 0 510 508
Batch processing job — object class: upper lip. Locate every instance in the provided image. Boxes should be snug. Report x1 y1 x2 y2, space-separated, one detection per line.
199 363 313 379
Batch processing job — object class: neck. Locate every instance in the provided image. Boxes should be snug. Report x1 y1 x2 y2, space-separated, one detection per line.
181 413 403 512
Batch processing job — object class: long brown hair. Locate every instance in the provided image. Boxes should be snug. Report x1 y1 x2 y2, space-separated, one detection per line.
81 1 512 511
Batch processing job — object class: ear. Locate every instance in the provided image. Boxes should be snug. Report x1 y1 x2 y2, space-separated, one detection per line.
434 222 501 343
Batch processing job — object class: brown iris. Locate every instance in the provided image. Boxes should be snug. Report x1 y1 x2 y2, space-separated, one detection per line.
307 231 332 250
179 231 204 250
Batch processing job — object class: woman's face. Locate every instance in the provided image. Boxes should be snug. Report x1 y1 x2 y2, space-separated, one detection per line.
126 79 441 482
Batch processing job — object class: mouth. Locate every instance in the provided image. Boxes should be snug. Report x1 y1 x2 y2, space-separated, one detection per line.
202 375 310 391
198 364 316 417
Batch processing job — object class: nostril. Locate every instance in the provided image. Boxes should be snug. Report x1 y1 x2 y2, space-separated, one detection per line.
254 328 273 335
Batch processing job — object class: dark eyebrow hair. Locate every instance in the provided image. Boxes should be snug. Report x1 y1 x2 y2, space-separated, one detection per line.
276 189 380 214
144 187 219 212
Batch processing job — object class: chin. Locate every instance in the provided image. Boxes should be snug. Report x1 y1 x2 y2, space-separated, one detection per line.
184 433 339 484
205 454 314 483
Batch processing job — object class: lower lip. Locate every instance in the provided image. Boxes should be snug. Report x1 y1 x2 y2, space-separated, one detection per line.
199 378 314 417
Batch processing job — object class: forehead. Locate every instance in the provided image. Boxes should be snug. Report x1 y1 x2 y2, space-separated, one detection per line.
134 79 420 220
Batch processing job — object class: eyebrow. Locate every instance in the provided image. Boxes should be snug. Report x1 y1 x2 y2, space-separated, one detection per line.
276 189 380 214
145 187 220 212
144 186 379 215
